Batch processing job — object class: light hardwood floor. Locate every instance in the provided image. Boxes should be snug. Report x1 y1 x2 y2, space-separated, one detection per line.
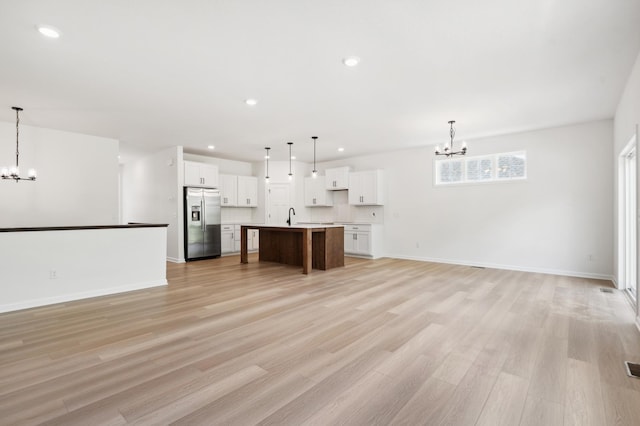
1 255 639 425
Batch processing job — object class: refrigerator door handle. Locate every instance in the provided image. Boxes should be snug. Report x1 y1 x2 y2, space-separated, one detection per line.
201 200 205 231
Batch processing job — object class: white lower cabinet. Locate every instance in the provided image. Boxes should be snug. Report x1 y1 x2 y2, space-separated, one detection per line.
223 225 258 254
248 229 259 251
341 224 382 258
221 225 235 254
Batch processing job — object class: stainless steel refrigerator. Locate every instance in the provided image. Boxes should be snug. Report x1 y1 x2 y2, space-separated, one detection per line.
184 187 221 260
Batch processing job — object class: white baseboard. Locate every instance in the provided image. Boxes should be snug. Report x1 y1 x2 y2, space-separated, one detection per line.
167 257 185 263
388 253 615 282
0 280 167 314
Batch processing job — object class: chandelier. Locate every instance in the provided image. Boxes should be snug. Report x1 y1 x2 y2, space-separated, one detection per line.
1 107 37 182
435 120 467 157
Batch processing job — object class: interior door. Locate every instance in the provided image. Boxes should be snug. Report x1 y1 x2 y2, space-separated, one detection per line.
267 183 290 225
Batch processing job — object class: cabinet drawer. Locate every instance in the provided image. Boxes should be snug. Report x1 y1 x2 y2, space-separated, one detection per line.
342 224 371 232
222 225 234 231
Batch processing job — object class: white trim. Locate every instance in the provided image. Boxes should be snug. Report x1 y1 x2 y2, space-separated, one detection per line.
636 316 640 334
388 253 614 281
0 280 167 314
617 134 638 293
167 256 185 263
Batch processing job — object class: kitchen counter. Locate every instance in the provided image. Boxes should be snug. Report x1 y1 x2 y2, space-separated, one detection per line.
240 224 344 274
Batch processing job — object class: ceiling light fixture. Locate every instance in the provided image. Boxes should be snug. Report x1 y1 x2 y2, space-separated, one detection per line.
245 99 258 106
435 120 467 157
264 147 270 184
1 107 37 182
207 145 215 150
343 56 360 67
338 147 344 152
287 142 294 181
311 136 318 178
37 25 60 38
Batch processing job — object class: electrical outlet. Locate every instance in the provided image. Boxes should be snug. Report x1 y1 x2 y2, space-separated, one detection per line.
49 270 57 279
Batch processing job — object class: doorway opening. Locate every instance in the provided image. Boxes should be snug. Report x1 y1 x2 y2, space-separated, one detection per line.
619 134 637 303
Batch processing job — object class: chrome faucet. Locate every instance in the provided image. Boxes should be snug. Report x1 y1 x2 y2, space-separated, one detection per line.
287 207 296 226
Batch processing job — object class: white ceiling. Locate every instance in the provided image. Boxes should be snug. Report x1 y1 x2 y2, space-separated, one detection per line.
1 0 639 164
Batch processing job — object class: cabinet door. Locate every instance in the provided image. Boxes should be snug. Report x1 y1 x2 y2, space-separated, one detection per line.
200 165 219 187
238 176 258 207
348 172 364 205
184 162 202 186
325 167 350 190
221 230 234 253
304 177 316 206
184 162 219 187
344 231 357 253
219 175 238 206
356 232 371 254
348 170 383 205
305 176 333 206
249 230 260 250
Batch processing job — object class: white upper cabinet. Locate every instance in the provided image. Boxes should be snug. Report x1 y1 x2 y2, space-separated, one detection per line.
304 176 334 206
237 176 258 207
348 170 384 205
219 174 238 206
184 161 219 187
325 166 350 190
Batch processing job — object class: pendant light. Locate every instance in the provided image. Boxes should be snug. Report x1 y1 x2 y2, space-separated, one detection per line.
287 142 293 181
264 147 270 184
435 120 467 157
1 107 37 182
311 136 318 178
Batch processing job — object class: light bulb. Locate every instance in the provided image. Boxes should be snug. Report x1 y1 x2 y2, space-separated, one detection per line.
461 141 467 149
435 145 441 153
28 168 37 178
1 167 8 177
10 166 18 176
312 170 317 178
265 176 270 184
288 173 293 181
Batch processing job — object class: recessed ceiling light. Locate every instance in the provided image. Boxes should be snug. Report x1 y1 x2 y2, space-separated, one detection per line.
37 25 60 38
207 145 215 150
245 99 258 106
342 56 360 67
291 156 296 160
338 147 345 152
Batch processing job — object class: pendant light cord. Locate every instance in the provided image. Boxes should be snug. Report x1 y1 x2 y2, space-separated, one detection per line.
15 107 20 170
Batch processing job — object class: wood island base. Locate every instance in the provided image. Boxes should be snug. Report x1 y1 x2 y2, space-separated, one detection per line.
240 225 344 274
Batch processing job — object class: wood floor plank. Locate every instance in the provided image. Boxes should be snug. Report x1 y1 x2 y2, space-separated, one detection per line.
564 358 606 426
0 254 636 424
519 395 564 426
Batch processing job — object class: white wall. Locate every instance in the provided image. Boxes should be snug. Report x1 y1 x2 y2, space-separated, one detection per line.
0 122 119 227
317 120 614 279
613 50 640 326
121 146 182 261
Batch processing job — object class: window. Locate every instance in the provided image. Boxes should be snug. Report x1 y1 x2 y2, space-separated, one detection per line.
435 151 526 186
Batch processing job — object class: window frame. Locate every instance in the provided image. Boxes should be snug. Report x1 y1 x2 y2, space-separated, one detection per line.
434 150 527 186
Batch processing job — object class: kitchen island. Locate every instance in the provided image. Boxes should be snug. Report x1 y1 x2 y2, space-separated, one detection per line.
0 223 168 313
240 224 344 274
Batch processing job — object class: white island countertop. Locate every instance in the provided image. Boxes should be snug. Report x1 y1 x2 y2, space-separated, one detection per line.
240 223 344 229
